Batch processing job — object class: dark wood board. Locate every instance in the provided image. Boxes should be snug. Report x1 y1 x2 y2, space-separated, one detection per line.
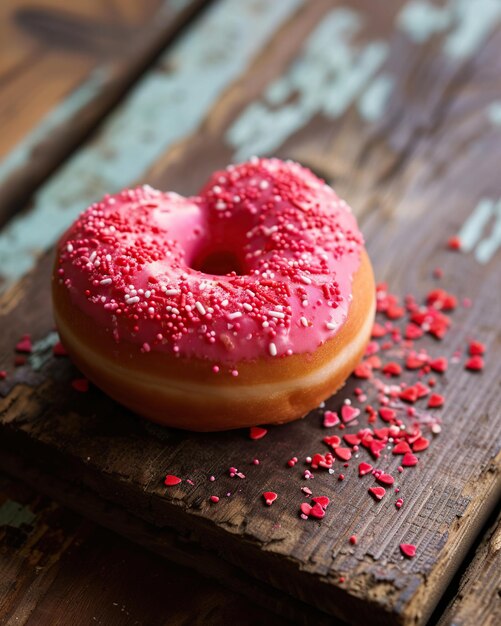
436 507 501 626
0 470 293 626
0 0 206 225
1 1 501 625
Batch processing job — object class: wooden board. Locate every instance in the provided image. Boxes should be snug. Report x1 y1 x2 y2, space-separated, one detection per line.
0 471 293 626
0 0 206 225
1 0 501 625
436 507 501 626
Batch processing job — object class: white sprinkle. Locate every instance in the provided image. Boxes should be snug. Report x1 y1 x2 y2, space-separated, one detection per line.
221 299 229 307
243 303 253 311
259 180 269 190
212 185 222 194
268 311 285 319
262 321 269 328
100 278 112 285
164 288 180 296
269 342 277 357
89 251 97 262
148 307 155 315
300 316 309 327
144 290 151 298
301 276 312 285
246 289 256 297
215 200 227 211
228 311 242 320
66 243 74 253
195 301 206 316
127 296 140 304
326 321 337 330
171 307 180 315
302 299 309 307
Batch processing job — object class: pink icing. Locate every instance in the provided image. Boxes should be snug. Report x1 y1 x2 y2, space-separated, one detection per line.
55 158 363 370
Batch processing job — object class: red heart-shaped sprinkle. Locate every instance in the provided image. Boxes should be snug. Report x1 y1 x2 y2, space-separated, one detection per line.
359 462 373 476
376 473 395 486
392 441 411 455
323 435 341 449
309 503 326 519
353 362 372 379
379 407 397 423
369 440 386 459
427 393 444 408
249 426 268 440
429 357 448 373
415 382 430 398
405 355 427 369
465 355 484 371
412 437 430 452
312 496 330 509
399 386 418 403
373 428 389 440
341 405 360 423
334 447 352 461
263 491 277 506
300 502 312 516
164 474 182 486
468 341 485 356
400 543 416 558
402 453 418 467
371 323 387 338
343 433 361 446
323 410 340 428
405 323 424 340
382 362 402 376
15 335 32 354
369 487 386 501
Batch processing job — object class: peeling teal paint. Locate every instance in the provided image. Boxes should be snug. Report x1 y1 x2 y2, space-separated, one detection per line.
398 0 501 60
0 68 108 187
227 8 389 161
0 0 303 293
0 500 36 529
357 74 394 122
487 101 501 126
458 198 501 264
29 331 59 371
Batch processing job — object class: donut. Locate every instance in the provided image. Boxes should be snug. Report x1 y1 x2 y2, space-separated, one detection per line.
52 158 375 431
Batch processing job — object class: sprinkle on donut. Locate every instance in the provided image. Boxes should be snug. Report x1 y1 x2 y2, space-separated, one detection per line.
55 158 363 372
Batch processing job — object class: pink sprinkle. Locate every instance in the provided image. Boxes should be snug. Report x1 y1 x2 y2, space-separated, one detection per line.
210 495 219 503
323 410 340 428
212 365 220 373
400 543 417 558
15 334 32 354
209 476 215 482
253 458 260 465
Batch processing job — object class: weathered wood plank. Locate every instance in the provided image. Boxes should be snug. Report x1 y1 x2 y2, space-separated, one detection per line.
436 507 501 626
0 0 207 226
0 0 303 291
0 470 294 626
1 1 501 625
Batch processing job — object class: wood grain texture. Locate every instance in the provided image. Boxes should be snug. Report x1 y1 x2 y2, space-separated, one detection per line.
0 0 206 225
0 471 292 626
436 507 501 626
1 0 501 625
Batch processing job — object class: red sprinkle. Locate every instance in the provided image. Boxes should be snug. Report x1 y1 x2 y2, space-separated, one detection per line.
349 535 357 545
210 495 220 503
382 362 402 376
312 496 330 509
402 453 418 467
376 473 395 486
15 335 32 354
249 426 268 440
447 236 461 250
429 357 448 373
392 441 411 455
359 462 373 477
334 447 352 461
53 341 68 357
164 475 182 486
427 393 444 408
465 356 484 371
468 341 485 356
263 491 277 506
400 543 417 558
71 378 89 393
369 487 386 501
341 405 360 423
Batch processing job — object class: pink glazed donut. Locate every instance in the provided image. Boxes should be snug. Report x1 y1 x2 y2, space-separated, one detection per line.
52 158 375 430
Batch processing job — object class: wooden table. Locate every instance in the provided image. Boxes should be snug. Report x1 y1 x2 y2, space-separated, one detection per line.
1 1 500 624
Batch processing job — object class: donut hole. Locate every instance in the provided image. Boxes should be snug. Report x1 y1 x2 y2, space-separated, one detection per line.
191 248 246 276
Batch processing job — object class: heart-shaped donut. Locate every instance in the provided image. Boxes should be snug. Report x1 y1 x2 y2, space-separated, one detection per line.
52 158 375 430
